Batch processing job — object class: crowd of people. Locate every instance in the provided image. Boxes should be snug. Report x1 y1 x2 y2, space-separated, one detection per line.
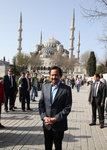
0 68 46 128
0 68 84 129
0 67 107 150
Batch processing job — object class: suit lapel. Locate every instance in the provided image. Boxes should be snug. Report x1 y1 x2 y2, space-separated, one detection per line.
47 83 52 104
97 81 101 92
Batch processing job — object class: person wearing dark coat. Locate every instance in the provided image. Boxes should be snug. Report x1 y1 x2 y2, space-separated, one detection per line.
88 74 106 128
0 81 5 128
3 68 17 112
39 66 72 150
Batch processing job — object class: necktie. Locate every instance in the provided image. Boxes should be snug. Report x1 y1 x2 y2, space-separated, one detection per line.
9 76 12 87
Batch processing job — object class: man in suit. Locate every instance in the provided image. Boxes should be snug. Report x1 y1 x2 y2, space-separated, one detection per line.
39 66 72 150
19 72 27 112
25 71 32 111
3 68 17 112
88 74 106 128
30 73 38 101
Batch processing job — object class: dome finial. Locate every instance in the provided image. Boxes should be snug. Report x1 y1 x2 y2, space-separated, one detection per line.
52 33 54 40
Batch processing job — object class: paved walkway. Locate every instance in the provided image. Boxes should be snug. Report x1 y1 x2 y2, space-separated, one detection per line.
0 85 107 150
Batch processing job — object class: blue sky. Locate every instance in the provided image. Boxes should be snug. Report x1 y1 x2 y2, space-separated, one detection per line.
0 0 106 63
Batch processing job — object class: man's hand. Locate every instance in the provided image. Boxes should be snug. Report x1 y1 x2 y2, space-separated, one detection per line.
50 118 56 124
44 117 56 125
88 101 91 105
101 102 104 107
44 117 50 125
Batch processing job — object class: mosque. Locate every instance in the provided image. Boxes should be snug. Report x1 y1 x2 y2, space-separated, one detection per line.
17 10 87 78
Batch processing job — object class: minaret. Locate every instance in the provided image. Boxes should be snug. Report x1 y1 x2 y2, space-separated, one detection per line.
69 9 75 59
17 12 22 53
77 31 80 62
40 30 42 45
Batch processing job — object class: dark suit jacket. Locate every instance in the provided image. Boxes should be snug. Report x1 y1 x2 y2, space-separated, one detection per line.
3 75 17 95
39 82 72 131
88 81 106 104
20 77 28 96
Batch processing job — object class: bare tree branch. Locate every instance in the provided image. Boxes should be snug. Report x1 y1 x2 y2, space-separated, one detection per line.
81 0 107 19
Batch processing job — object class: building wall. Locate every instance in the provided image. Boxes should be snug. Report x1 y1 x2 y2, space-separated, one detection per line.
0 61 10 78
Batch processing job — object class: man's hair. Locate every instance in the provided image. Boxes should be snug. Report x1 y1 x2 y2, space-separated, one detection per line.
26 71 29 74
100 73 103 78
21 72 25 74
94 73 100 78
8 68 12 71
49 66 63 77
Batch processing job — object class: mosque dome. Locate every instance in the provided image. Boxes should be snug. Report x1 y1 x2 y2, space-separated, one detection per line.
44 37 60 48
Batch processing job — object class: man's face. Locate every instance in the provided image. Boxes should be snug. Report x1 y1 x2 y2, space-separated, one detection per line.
26 73 29 78
100 74 103 78
8 69 12 75
94 75 99 82
50 69 61 85
22 73 25 77
35 74 37 78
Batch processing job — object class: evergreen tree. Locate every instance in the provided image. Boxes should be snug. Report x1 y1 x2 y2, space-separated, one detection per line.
96 65 104 74
86 51 96 76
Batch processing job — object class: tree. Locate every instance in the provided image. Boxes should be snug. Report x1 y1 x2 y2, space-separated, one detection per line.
51 52 75 72
29 53 41 72
12 53 30 75
80 50 90 67
96 65 104 74
82 0 107 19
12 56 19 75
51 52 65 67
82 0 107 44
87 51 96 76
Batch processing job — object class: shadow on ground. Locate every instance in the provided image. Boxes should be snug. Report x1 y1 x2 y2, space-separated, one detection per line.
0 131 91 148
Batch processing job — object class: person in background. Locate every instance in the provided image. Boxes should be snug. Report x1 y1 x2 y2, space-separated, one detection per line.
0 80 5 128
30 73 38 101
25 71 32 111
100 73 106 85
39 66 72 150
13 74 18 109
18 72 27 112
44 77 48 84
40 75 44 89
3 68 17 112
100 73 107 115
88 74 106 128
75 77 81 92
71 77 75 89
18 72 25 102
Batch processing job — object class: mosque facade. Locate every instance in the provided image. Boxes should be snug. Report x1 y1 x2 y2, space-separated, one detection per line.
17 10 87 78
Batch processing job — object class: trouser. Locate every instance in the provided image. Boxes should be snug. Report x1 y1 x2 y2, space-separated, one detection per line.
25 91 30 109
92 97 104 125
72 84 75 89
19 87 21 102
30 86 38 100
44 130 64 150
20 93 26 110
4 88 15 111
76 84 80 92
